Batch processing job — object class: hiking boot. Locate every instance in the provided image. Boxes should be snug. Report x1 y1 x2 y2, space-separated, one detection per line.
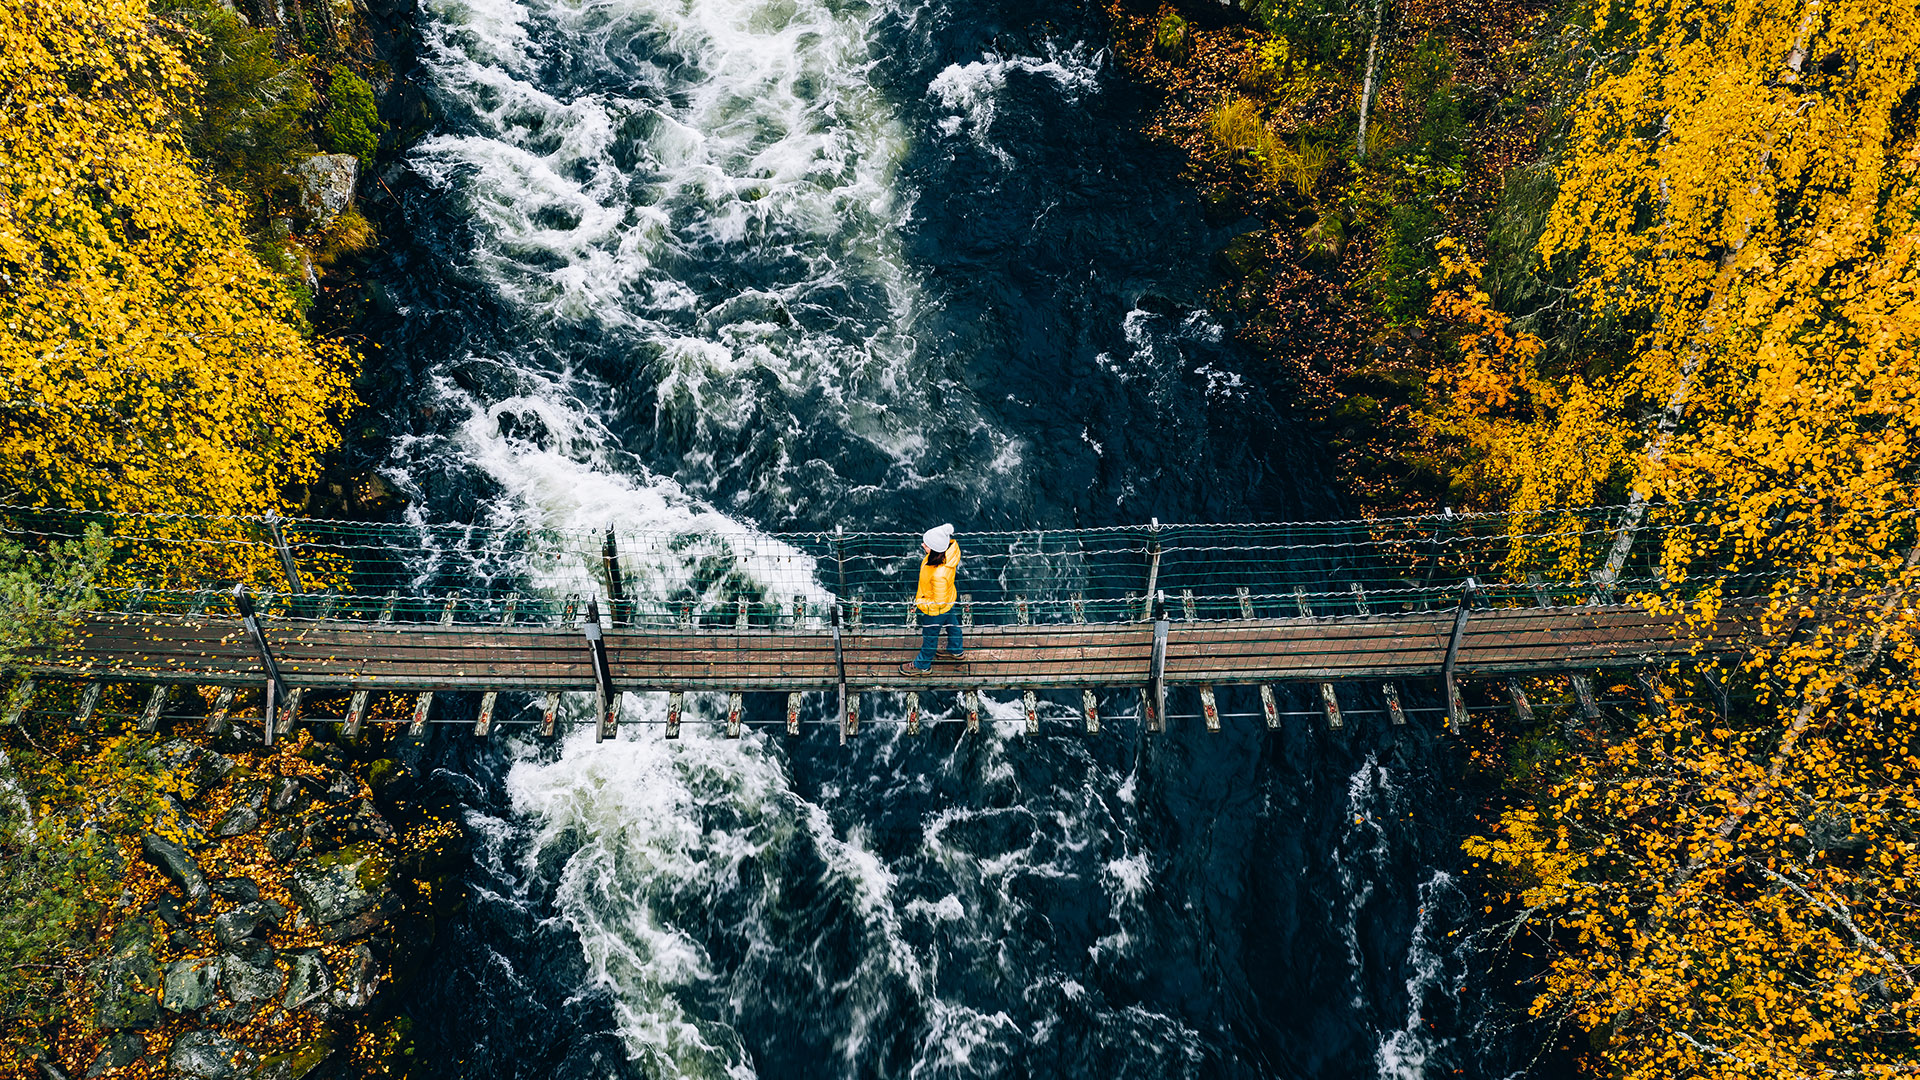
937 649 967 661
899 661 931 676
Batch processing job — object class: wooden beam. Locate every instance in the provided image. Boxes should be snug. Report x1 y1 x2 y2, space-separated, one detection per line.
846 691 860 736
1506 678 1534 723
1320 682 1343 730
1148 611 1169 731
539 693 559 738
1442 583 1475 733
786 691 802 735
1383 683 1406 725
1200 685 1220 733
137 684 170 733
726 691 743 738
1259 684 1278 728
906 691 920 735
476 598 517 737
1021 689 1038 734
1140 519 1162 621
344 590 397 738
1083 688 1099 734
2 676 33 726
410 595 459 738
666 690 683 740
584 598 614 742
207 686 236 735
964 689 980 734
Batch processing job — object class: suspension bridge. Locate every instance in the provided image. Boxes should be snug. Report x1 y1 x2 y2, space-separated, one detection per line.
0 503 1773 742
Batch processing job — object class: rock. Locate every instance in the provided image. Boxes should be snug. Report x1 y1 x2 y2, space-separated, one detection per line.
149 794 210 850
267 777 307 816
212 904 275 948
329 943 379 1012
214 805 260 838
209 878 260 904
289 154 358 228
304 798 393 853
166 1030 257 1079
251 1035 337 1080
94 920 160 1030
265 830 301 861
315 769 357 804
281 950 332 1014
161 958 222 1013
318 894 398 943
220 944 285 1004
151 893 185 929
146 740 235 801
141 834 210 911
85 1032 146 1077
286 842 387 926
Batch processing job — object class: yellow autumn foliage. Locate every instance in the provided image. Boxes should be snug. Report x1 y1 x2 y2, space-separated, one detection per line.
1454 0 1920 1073
0 0 355 520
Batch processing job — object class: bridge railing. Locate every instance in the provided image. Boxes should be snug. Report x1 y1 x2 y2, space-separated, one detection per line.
0 499 1773 627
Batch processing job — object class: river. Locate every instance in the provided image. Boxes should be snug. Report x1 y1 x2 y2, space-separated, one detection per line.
357 0 1505 1075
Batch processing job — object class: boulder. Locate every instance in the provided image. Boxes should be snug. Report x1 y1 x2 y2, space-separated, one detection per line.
209 878 260 904
219 945 285 1004
214 805 260 838
94 920 160 1030
85 1032 146 1077
289 154 357 228
141 834 210 911
286 843 387 926
251 1035 337 1080
265 830 301 861
161 958 222 1013
267 777 307 816
146 740 235 801
281 950 332 1014
304 798 393 853
212 904 275 949
329 943 378 1012
149 794 210 850
166 1031 257 1079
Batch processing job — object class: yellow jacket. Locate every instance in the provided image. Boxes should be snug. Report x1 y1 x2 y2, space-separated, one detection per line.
914 543 960 615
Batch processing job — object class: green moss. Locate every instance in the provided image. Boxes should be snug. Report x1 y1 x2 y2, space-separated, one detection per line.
1153 14 1192 64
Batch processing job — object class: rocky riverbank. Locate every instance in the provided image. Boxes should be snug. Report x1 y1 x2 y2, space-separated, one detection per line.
2 709 463 1079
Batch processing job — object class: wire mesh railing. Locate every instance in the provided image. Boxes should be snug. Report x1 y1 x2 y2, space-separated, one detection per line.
0 500 1785 629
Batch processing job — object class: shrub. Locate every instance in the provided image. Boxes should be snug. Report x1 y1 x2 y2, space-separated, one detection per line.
321 65 384 169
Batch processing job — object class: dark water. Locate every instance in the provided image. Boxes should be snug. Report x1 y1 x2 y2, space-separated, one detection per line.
357 0 1511 1075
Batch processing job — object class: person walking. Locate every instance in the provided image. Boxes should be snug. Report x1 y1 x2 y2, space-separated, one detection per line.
901 523 963 675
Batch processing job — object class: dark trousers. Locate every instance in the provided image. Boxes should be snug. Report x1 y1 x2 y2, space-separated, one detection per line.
912 611 962 669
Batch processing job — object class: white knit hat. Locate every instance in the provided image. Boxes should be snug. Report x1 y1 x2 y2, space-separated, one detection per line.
922 523 955 551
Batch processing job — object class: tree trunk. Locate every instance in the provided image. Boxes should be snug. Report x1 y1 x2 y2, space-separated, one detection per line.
1355 0 1386 159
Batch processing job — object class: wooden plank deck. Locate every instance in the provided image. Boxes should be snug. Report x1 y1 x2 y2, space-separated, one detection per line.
27 600 1764 695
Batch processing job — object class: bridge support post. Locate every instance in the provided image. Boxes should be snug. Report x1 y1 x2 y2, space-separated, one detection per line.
603 528 628 627
964 689 980 733
583 598 615 743
726 691 743 738
1147 594 1169 732
1200 686 1220 733
666 691 682 740
1383 683 1406 725
138 685 170 733
1442 580 1477 733
264 511 304 616
906 691 921 735
540 694 559 738
1022 690 1038 735
1259 684 1279 728
786 691 802 735
832 603 848 744
1140 519 1162 621
847 691 860 735
1083 689 1099 733
234 586 290 746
